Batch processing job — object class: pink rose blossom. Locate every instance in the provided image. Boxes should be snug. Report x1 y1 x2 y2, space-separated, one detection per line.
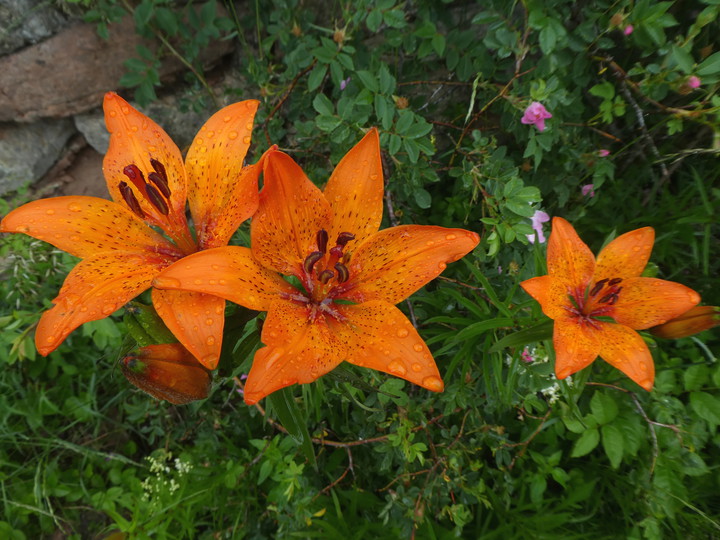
598 149 610 157
521 347 534 363
688 76 701 89
527 210 550 243
521 102 553 132
581 184 595 198
623 25 634 35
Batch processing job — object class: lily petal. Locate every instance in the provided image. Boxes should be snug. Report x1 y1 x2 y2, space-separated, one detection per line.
597 322 655 391
251 151 333 276
324 128 384 248
547 217 595 291
594 227 654 280
243 299 349 404
340 225 479 305
152 246 295 311
520 276 568 319
610 277 701 329
151 289 225 369
0 196 179 259
553 316 601 379
339 300 444 392
185 100 261 249
103 93 190 243
36 251 167 355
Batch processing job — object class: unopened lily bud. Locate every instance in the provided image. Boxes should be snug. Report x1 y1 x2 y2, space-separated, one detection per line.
650 306 720 339
121 343 211 404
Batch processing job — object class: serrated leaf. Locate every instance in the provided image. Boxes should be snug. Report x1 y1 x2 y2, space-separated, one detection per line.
312 94 334 116
590 391 618 425
690 391 720 424
601 424 624 468
413 187 431 208
356 70 379 93
307 64 328 91
403 138 420 163
395 111 414 135
315 115 341 132
571 428 600 458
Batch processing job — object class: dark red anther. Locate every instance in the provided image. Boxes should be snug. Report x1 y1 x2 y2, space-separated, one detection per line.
336 232 355 246
329 246 343 258
608 278 622 286
145 183 169 215
334 262 349 283
598 292 615 304
303 251 324 274
123 164 145 189
607 294 619 305
150 158 168 183
319 270 334 284
316 229 329 253
119 181 145 218
148 172 171 199
589 278 609 297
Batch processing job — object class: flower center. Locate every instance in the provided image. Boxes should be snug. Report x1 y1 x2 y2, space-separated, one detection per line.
281 229 356 321
119 158 172 220
565 277 623 329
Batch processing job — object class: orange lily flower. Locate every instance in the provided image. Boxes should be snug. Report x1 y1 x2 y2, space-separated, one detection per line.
122 343 211 405
153 128 480 404
0 92 264 369
650 305 720 339
521 217 701 390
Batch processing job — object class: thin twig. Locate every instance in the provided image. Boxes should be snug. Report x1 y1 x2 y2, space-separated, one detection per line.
262 60 318 145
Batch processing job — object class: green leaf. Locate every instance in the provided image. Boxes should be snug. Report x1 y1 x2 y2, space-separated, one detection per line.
413 187 431 208
690 391 720 424
395 111 414 135
488 321 553 353
697 51 720 76
403 138 420 163
307 64 328 91
267 388 317 468
432 34 446 56
388 133 402 155
590 391 618 425
367 9 383 32
312 94 334 116
571 428 600 458
671 45 694 73
356 70 379 93
454 318 514 341
129 302 176 343
315 115 341 132
601 424 624 468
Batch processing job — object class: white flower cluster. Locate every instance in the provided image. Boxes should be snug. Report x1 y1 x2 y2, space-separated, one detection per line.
541 374 573 405
140 451 193 504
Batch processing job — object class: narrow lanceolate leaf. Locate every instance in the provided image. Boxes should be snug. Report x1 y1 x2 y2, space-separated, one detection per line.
267 387 317 468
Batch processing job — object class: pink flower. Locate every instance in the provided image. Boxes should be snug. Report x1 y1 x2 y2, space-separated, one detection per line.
521 102 553 132
623 25 634 35
581 184 595 198
340 77 351 91
688 76 701 89
527 210 550 243
598 149 610 157
521 347 534 363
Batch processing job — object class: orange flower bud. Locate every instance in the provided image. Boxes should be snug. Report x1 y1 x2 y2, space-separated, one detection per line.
121 344 211 404
650 306 720 339
394 96 409 109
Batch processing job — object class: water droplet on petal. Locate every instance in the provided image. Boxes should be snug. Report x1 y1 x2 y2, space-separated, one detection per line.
387 360 407 376
228 131 238 140
411 362 422 372
445 233 456 240
109 110 117 117
46 209 56 215
155 276 181 288
205 318 214 326
243 136 251 144
202 353 219 367
437 262 447 270
79 306 88 313
101 304 115 315
223 115 232 122
64 293 81 307
413 343 423 352
193 279 203 285
396 328 409 338
422 376 444 392
206 336 216 346
383 349 390 356
67 202 82 212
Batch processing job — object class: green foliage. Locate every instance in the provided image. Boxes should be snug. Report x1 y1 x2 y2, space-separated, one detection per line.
2 0 719 538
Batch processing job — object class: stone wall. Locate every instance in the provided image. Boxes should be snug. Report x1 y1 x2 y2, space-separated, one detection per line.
0 0 236 198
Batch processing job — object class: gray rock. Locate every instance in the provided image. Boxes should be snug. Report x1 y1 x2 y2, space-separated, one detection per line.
0 0 69 55
74 110 109 154
0 118 75 194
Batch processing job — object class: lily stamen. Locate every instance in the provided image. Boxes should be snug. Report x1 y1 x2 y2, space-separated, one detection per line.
118 181 145 218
